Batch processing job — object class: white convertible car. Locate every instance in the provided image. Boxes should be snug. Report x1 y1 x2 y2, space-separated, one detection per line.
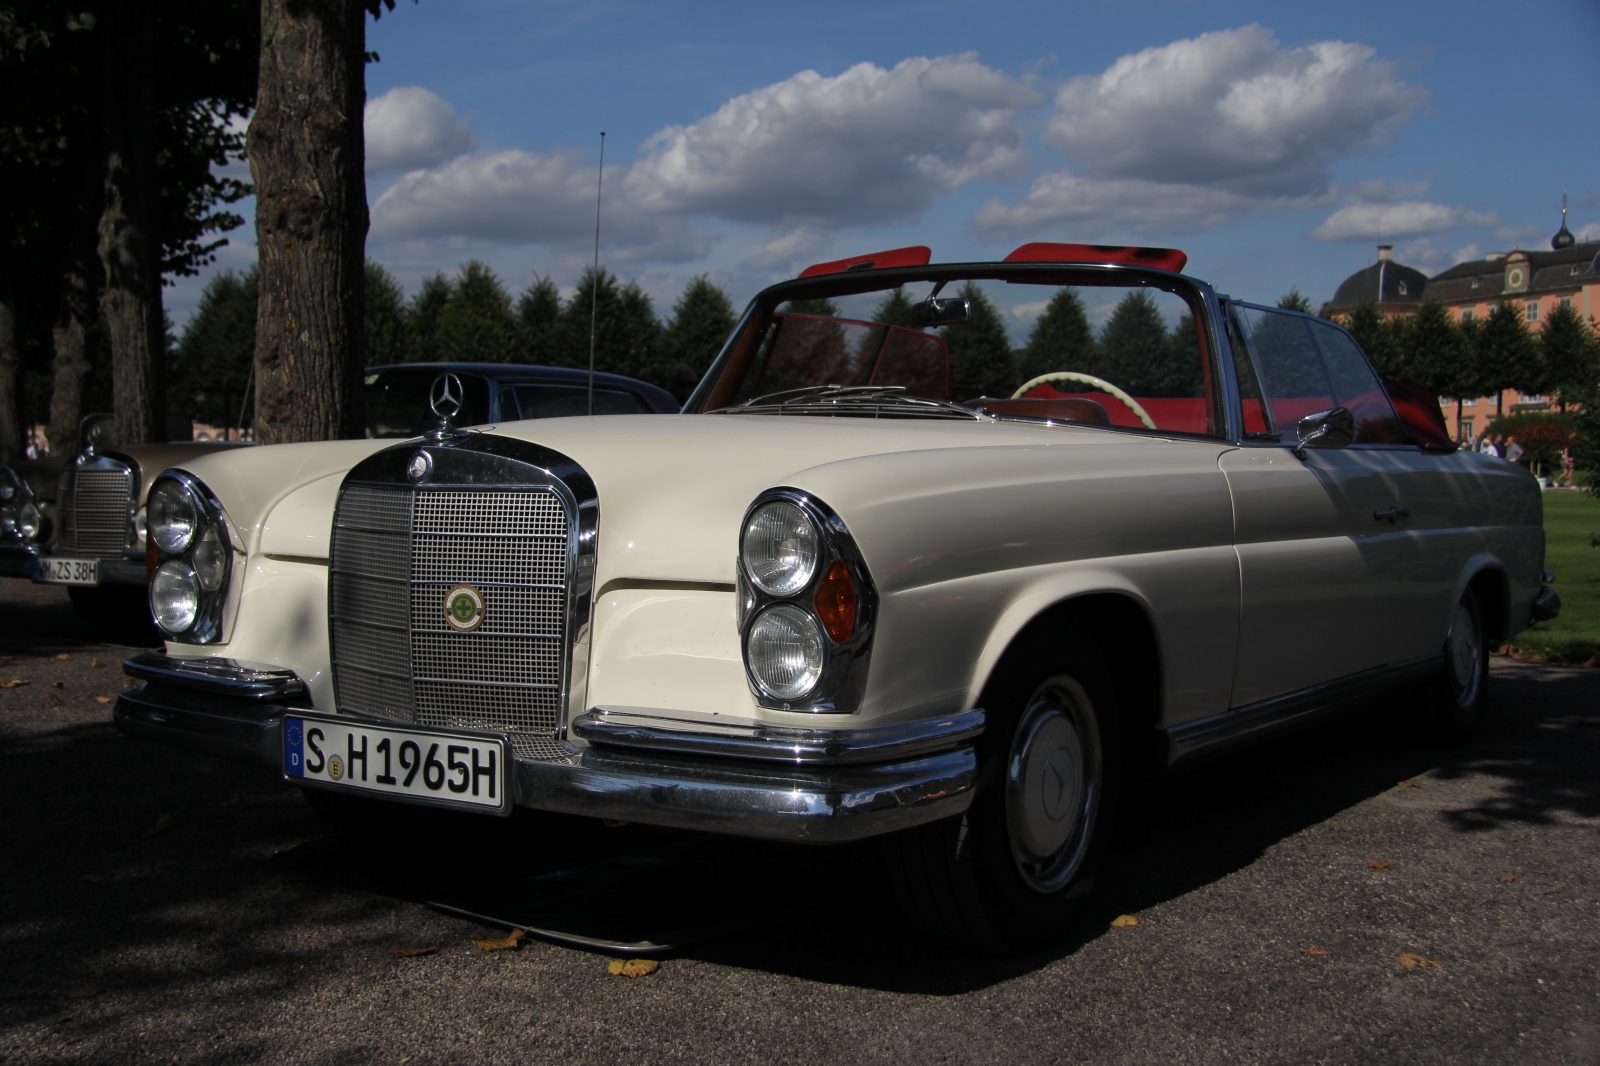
115 243 1557 953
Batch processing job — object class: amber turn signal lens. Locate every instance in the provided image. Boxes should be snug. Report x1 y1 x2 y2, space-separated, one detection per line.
812 559 857 643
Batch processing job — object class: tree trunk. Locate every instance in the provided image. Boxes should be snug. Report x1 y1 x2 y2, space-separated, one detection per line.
0 296 20 463
248 0 368 444
96 0 164 447
47 270 92 457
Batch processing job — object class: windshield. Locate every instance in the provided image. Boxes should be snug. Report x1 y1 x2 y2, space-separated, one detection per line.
691 271 1223 437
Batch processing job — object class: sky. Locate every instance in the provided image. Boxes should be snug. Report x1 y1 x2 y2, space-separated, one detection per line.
171 0 1600 346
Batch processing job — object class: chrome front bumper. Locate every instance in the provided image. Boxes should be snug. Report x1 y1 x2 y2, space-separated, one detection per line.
113 653 982 843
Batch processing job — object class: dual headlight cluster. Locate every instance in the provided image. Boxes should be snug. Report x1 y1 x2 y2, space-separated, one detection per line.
0 468 42 543
146 473 235 643
738 491 873 710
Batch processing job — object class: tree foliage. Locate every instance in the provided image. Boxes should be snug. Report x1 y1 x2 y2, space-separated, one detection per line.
870 287 916 328
1345 298 1404 381
662 275 735 375
169 267 256 429
1018 287 1096 386
1474 301 1544 414
434 260 514 363
1099 290 1198 397
1538 301 1599 408
514 276 560 363
364 260 405 366
943 282 1014 401
1276 288 1312 313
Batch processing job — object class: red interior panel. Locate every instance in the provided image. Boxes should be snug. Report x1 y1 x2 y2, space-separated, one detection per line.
1003 243 1188 273
1021 384 1208 433
798 246 933 278
1385 382 1458 451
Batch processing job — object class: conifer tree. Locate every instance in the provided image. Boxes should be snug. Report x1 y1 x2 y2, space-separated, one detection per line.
1345 298 1403 380
782 297 840 316
1538 301 1599 410
169 268 257 430
404 274 453 363
1475 301 1544 416
552 268 663 384
514 276 561 363
1017 287 1096 387
364 260 406 366
942 283 1014 400
662 275 736 375
1394 299 1467 397
436 260 515 362
1276 288 1313 312
871 287 916 328
1099 290 1195 396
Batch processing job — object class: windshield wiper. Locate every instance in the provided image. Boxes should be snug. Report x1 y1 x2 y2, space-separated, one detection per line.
711 385 983 420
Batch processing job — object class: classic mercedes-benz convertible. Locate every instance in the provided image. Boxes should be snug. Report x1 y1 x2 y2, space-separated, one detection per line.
114 243 1557 953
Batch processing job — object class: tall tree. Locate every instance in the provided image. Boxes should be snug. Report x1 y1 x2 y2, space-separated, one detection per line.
1276 288 1313 313
1344 298 1403 381
942 282 1014 401
1538 301 1599 410
363 259 405 366
169 268 257 430
403 273 451 363
1099 290 1195 396
435 260 514 362
1394 299 1468 397
782 297 840 316
662 275 736 375
514 276 561 363
1475 301 1544 417
250 0 390 443
871 287 915 328
551 268 664 385
1018 287 1096 387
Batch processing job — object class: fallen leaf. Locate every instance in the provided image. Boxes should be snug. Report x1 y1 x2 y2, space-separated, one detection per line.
1396 780 1419 789
1110 914 1139 928
1368 861 1391 870
1500 875 1517 884
1398 953 1441 970
65 985 104 999
146 814 175 836
52 680 64 688
79 873 108 883
95 696 111 704
608 959 659 978
388 946 438 958
471 929 525 951
1305 945 1329 956
0 678 31 688
90 658 105 668
55 653 69 661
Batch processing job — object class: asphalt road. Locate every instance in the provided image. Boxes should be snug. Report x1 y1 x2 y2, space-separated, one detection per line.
1 575 1596 1065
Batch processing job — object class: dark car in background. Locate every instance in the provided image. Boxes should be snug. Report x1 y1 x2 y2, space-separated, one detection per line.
0 363 679 638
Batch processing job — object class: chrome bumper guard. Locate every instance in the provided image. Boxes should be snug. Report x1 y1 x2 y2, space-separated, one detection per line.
113 655 983 843
1532 584 1561 623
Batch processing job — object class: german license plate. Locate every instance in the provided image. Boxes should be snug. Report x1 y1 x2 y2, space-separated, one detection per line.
37 557 99 585
283 714 510 814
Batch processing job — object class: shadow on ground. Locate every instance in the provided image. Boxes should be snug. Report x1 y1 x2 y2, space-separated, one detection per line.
3 576 1596 1023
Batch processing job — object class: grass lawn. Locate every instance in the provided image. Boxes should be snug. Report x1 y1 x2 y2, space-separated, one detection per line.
1509 490 1600 664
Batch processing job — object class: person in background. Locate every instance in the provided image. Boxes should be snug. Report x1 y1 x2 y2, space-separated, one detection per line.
1506 435 1525 465
1558 446 1576 488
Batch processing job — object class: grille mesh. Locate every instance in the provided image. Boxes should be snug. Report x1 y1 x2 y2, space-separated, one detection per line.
58 467 132 558
330 481 571 747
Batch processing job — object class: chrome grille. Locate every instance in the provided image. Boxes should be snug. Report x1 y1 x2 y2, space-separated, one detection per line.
58 465 132 559
330 482 571 741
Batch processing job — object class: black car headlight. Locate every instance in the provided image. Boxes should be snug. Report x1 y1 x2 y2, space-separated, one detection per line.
0 467 42 544
146 472 238 643
737 489 877 713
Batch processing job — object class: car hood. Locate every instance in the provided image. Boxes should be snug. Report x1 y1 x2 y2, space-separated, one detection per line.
176 414 1211 589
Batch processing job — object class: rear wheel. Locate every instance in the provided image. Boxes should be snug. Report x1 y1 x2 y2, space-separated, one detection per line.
1409 586 1489 746
887 629 1121 955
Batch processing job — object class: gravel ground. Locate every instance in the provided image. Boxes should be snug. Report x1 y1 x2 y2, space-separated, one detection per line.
0 575 1596 1065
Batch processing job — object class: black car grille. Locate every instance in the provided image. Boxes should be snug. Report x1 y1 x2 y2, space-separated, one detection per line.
58 464 132 559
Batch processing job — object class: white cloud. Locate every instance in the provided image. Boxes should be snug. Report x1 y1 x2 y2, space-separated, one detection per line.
975 170 1321 238
1044 26 1425 197
624 54 1040 228
1493 223 1549 248
366 87 477 173
739 229 832 274
1389 238 1485 275
1311 201 1500 241
1009 299 1050 323
1576 222 1600 242
371 150 714 263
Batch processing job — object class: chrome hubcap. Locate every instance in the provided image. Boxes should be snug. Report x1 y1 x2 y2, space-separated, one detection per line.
1447 602 1482 705
1005 676 1101 894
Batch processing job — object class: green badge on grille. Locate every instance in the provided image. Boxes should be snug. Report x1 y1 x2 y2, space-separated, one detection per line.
443 583 485 632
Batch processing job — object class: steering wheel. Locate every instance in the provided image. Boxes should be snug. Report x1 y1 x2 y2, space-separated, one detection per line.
1012 372 1157 431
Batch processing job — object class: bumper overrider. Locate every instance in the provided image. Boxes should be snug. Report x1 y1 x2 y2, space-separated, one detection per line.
114 652 984 843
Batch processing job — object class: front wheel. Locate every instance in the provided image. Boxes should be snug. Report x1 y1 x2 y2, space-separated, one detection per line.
886 633 1121 955
1409 586 1489 746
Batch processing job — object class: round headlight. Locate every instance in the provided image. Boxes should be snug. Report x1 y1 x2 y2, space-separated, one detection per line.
193 525 227 591
149 479 198 554
0 504 15 535
0 481 13 501
150 559 200 633
746 604 825 701
742 500 819 597
17 502 40 541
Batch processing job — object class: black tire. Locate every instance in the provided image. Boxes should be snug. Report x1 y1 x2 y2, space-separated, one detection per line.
886 623 1122 955
68 584 161 646
1409 586 1490 746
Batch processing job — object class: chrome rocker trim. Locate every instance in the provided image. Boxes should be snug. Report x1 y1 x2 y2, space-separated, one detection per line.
113 662 978 843
572 706 984 765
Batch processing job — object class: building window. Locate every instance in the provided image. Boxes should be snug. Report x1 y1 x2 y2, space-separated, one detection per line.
1561 296 1574 310
1471 277 1480 289
1398 281 1408 295
1460 308 1475 322
1526 300 1539 323
1521 393 1546 404
1462 397 1477 407
1461 419 1473 438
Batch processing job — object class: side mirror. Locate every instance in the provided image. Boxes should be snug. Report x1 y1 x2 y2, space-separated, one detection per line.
1292 407 1355 459
908 297 971 328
